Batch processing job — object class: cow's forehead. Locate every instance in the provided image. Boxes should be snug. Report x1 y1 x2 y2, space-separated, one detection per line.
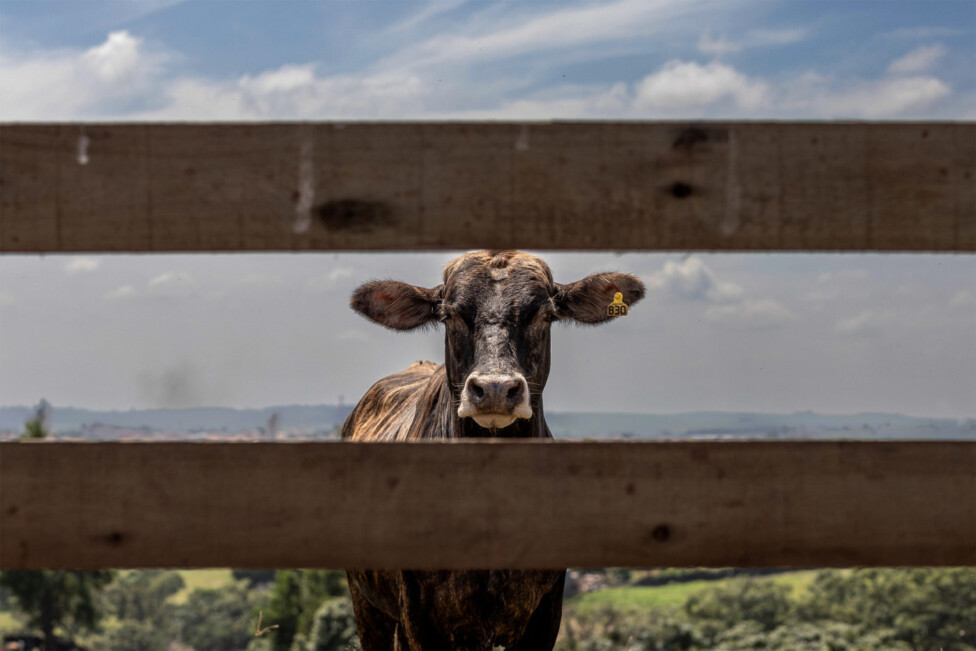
442 250 553 290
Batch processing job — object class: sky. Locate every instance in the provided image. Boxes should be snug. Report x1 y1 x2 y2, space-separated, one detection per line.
0 0 975 120
0 1 974 418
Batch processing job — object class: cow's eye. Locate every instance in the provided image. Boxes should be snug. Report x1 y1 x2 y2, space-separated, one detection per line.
528 302 555 326
443 309 474 329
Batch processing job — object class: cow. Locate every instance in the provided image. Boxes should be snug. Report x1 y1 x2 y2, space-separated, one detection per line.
342 250 645 650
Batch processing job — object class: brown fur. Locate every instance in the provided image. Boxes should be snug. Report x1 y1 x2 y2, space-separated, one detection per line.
342 251 644 650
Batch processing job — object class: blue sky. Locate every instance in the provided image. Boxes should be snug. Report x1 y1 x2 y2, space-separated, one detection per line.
1 0 974 120
0 1 974 418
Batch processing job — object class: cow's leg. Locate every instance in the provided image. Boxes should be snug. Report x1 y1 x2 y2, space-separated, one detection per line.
508 570 566 651
348 581 398 651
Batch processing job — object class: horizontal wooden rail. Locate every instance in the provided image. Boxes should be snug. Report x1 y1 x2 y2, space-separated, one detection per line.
1 441 972 569
1 122 973 253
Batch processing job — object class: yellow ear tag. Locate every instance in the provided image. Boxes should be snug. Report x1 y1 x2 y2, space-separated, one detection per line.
607 292 629 317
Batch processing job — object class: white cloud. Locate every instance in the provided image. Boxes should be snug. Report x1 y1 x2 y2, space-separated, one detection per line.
145 67 427 120
745 28 807 48
84 31 144 82
64 257 101 274
697 27 805 57
809 269 869 300
835 310 888 336
0 291 14 306
103 285 136 300
705 299 796 328
781 72 951 119
242 64 317 95
0 30 164 120
950 290 974 308
303 267 355 294
391 0 704 69
479 57 956 119
147 272 197 297
888 44 947 74
328 267 354 283
0 13 961 122
697 32 740 56
388 0 469 34
634 61 769 111
440 82 631 120
644 257 743 304
149 272 181 287
644 257 795 328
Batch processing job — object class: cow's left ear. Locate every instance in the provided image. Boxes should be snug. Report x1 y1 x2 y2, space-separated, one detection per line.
351 281 442 331
553 273 645 324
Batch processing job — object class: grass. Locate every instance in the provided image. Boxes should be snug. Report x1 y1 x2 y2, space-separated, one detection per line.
566 570 822 613
0 609 23 634
768 570 819 597
168 568 235 605
568 580 715 611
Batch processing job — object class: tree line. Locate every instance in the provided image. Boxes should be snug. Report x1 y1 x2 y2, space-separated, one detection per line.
0 569 357 651
556 568 975 650
2 567 973 650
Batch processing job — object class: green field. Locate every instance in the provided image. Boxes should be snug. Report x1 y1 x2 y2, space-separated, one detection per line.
569 581 712 611
567 570 820 612
767 570 819 597
0 569 825 636
169 568 236 604
0 609 23 634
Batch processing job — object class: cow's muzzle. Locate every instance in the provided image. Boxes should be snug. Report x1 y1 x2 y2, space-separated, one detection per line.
457 373 532 429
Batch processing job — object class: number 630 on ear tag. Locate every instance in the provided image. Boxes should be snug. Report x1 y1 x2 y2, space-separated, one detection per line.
607 292 629 317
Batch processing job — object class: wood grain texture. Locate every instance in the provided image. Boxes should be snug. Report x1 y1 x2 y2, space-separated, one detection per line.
1 123 973 253
1 441 972 569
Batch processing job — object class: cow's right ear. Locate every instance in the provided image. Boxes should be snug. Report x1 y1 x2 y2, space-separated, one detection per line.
350 281 442 331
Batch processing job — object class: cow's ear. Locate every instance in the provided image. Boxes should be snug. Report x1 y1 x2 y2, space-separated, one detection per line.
553 273 645 324
351 281 442 331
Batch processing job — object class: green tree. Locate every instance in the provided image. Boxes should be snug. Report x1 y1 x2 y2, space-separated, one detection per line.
797 568 976 650
93 570 185 651
306 598 359 651
99 620 165 651
20 399 52 440
234 569 278 587
177 582 254 651
266 571 348 651
20 418 48 440
684 577 792 632
0 570 114 651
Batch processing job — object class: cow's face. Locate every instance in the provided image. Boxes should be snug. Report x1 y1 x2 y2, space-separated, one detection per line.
351 251 645 432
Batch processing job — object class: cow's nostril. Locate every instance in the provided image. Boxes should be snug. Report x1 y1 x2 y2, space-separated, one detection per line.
470 382 485 401
506 384 522 403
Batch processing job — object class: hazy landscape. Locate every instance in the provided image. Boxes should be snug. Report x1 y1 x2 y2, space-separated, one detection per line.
2 403 972 442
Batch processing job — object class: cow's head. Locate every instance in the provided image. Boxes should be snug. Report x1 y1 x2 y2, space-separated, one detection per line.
351 251 645 432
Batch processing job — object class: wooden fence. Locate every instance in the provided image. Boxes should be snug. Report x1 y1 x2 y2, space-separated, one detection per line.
2 123 973 253
1 122 974 570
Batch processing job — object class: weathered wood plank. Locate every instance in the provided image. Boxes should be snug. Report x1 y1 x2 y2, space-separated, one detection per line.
1 123 973 253
1 441 972 569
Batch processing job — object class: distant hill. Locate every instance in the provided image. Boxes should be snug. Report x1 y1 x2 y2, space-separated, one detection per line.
0 404 353 434
545 410 976 440
1 404 973 440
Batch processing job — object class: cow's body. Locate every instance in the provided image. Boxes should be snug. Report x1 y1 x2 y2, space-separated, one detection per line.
342 251 644 650
342 361 565 650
